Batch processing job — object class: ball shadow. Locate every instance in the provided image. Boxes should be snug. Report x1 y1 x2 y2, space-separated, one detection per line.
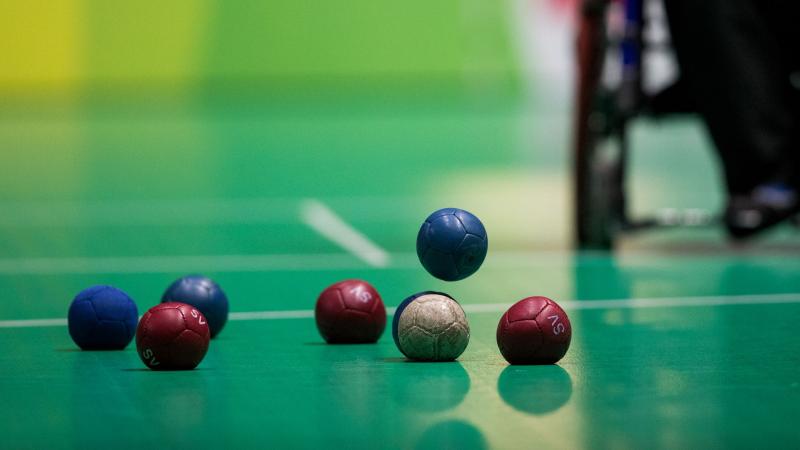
415 420 487 450
381 357 466 363
381 357 410 363
390 361 470 412
305 341 379 346
121 367 214 372
498 365 573 415
57 347 129 352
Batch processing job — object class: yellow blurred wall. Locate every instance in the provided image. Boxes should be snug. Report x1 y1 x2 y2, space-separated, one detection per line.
0 1 83 92
0 0 517 96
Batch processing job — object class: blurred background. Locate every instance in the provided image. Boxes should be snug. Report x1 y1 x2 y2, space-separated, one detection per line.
1 0 530 100
3 3 800 448
0 0 730 257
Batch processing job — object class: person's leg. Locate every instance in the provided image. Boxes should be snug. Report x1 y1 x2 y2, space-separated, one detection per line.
665 0 795 193
755 0 800 187
665 0 800 237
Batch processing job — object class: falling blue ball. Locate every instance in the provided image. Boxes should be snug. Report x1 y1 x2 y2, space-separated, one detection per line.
416 208 488 281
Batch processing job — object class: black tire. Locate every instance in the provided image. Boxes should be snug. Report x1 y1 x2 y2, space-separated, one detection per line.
576 87 627 250
573 0 623 250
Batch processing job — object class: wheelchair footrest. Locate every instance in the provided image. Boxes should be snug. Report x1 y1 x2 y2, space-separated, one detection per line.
624 208 719 230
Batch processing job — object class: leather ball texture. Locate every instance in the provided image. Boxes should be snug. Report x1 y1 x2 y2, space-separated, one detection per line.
136 302 211 370
416 208 488 281
497 296 571 365
315 279 386 343
161 274 229 338
394 292 470 361
68 285 138 350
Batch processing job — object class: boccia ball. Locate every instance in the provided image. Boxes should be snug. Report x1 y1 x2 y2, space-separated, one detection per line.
68 285 138 350
416 208 488 281
136 302 210 370
496 296 571 365
161 274 228 338
393 291 470 361
315 279 386 343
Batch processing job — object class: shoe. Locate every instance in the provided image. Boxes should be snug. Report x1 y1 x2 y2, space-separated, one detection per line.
725 183 800 240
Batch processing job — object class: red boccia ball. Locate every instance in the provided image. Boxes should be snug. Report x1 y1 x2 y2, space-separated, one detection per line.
136 302 211 370
497 296 572 365
315 279 386 343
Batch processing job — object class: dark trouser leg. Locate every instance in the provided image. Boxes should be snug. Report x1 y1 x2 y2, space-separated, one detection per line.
664 0 800 195
757 0 800 187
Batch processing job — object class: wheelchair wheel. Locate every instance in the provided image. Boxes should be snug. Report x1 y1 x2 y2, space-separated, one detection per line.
573 0 625 250
576 91 627 250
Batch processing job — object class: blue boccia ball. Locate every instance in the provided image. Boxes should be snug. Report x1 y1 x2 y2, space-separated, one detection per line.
68 285 138 350
161 274 229 338
416 208 488 281
391 291 453 351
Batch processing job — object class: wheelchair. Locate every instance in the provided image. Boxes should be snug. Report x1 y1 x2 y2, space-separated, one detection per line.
572 0 716 250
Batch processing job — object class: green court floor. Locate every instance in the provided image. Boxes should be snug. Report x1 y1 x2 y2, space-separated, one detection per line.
1 97 799 449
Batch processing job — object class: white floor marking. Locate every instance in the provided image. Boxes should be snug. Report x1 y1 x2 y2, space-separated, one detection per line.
229 310 314 320
0 250 638 275
299 199 390 268
0 249 793 275
461 293 800 313
3 293 799 329
0 318 68 328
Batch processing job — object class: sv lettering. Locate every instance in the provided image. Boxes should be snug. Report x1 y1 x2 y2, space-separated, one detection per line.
191 309 207 325
548 315 566 335
350 288 372 302
143 348 159 366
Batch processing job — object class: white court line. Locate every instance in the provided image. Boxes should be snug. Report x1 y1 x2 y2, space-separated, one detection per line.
465 293 800 313
299 199 390 268
0 251 566 275
230 310 314 320
231 307 398 321
3 292 800 329
0 250 620 275
0 318 68 328
0 250 792 275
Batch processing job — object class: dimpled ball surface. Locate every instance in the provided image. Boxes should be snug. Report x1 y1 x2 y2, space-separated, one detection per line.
136 302 210 370
395 292 470 361
496 296 572 365
315 279 386 343
67 285 139 350
161 274 229 338
391 290 447 347
416 208 488 281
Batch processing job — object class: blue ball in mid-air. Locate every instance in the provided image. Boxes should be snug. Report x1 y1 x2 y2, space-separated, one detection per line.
68 285 139 350
161 274 229 338
416 208 488 281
